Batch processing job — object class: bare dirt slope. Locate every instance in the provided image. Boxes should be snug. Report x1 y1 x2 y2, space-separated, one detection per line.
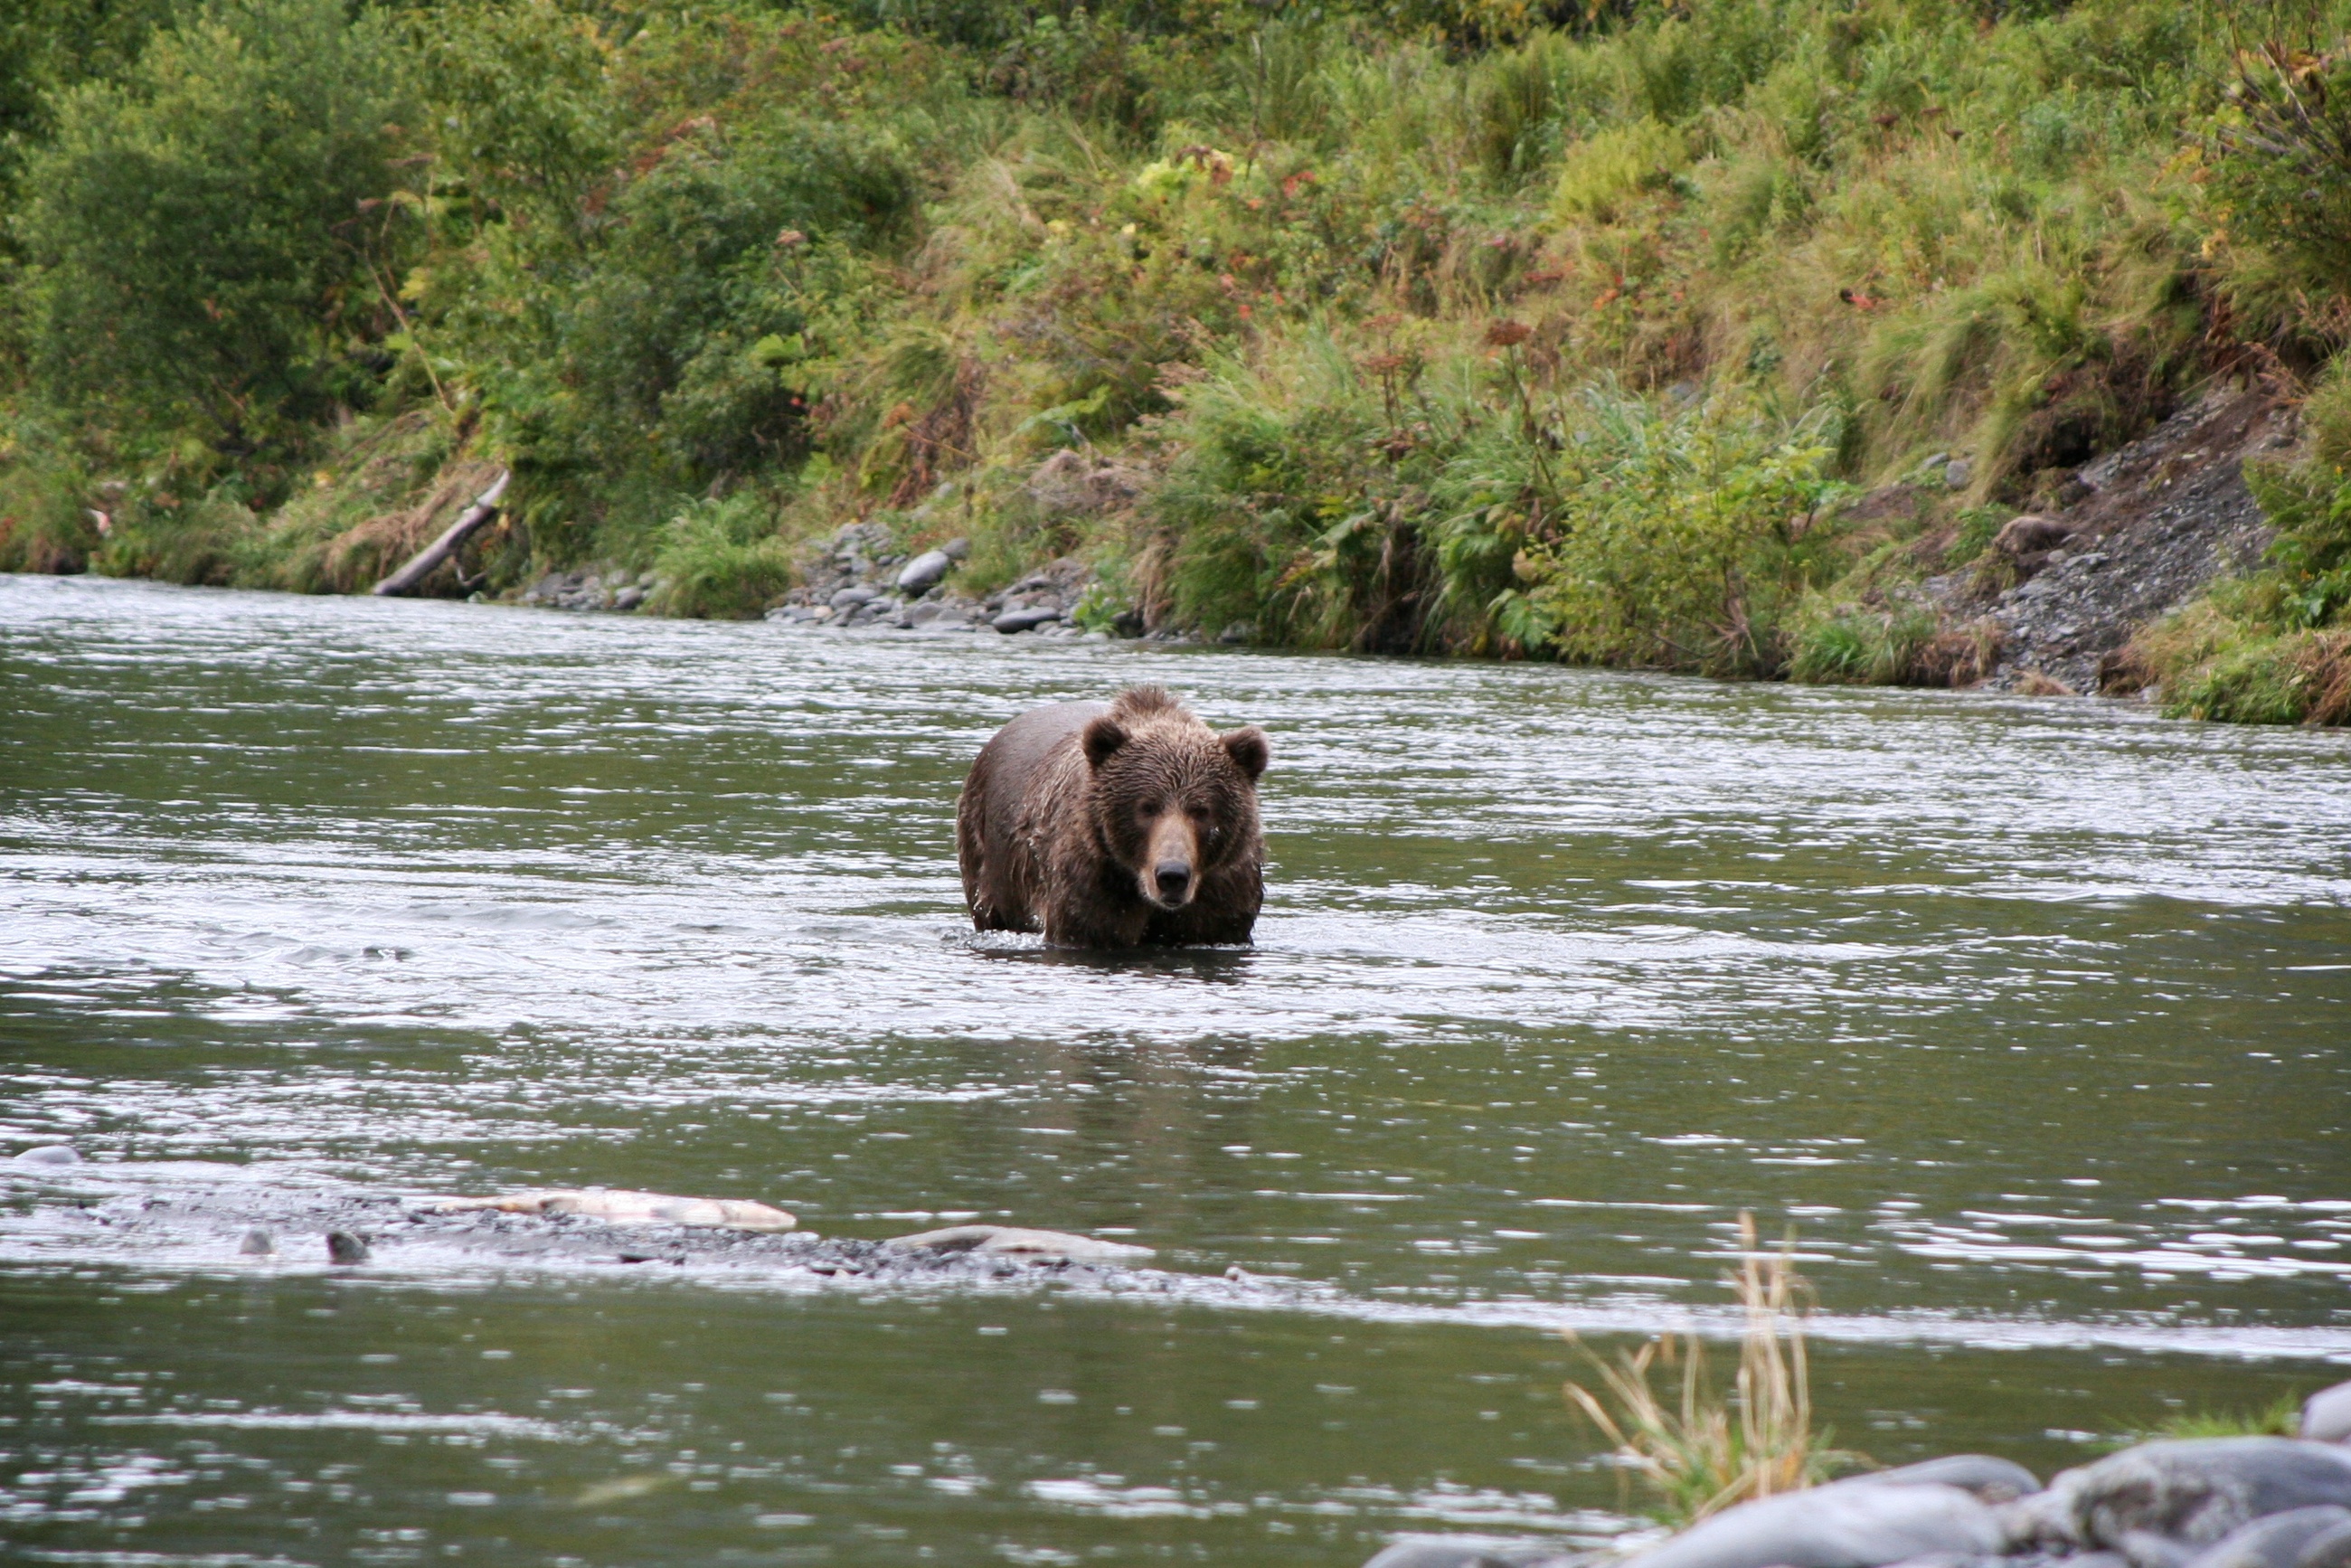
1926 385 2294 695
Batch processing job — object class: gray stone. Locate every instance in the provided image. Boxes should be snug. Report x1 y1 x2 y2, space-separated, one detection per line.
1621 1483 2005 1568
992 607 1061 634
881 1225 1153 1264
326 1232 371 1265
897 550 954 593
2300 1521 2351 1568
2050 1440 2351 1553
611 586 646 611
1862 1457 2042 1504
830 585 878 611
1362 1540 1579 1568
2184 1508 2351 1568
942 535 972 560
12 1144 79 1166
2306 1383 2351 1445
239 1229 274 1256
907 602 943 627
1945 458 1973 490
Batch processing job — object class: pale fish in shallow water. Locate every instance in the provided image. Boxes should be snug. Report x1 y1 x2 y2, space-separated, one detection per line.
432 1189 797 1232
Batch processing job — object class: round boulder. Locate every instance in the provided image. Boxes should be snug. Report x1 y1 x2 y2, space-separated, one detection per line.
1362 1540 1583 1568
2049 1440 2351 1553
2305 1383 2351 1445
2184 1507 2351 1568
2299 1520 2351 1568
897 549 954 594
1863 1457 2042 1504
992 607 1061 634
1621 1483 2006 1568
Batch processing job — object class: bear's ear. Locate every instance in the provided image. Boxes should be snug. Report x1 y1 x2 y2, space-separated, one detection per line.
1081 714 1128 770
1220 725 1270 781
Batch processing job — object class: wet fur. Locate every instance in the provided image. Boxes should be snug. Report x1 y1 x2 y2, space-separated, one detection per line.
957 686 1268 948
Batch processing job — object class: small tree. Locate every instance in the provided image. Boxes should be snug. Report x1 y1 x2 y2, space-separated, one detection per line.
16 0 412 458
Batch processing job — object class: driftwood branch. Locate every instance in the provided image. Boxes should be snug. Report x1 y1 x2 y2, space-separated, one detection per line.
371 470 511 597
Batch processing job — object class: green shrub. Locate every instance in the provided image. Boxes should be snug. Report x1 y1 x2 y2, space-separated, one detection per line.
0 446 100 573
1789 608 1939 685
90 488 263 586
15 0 412 458
1553 118 1690 225
1478 387 1853 676
2205 40 2351 316
647 492 798 619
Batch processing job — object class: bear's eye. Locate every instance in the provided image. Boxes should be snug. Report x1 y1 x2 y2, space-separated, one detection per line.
1139 799 1164 818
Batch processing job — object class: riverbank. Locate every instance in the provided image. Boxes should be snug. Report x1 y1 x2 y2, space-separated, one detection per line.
4 0 2347 723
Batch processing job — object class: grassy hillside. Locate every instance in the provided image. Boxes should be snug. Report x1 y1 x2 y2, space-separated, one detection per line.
3 0 2347 721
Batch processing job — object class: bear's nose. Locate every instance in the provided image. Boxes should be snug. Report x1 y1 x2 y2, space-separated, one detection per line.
1154 860 1194 899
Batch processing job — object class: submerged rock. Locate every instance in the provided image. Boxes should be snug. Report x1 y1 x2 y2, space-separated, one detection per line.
326 1232 370 1264
433 1189 797 1233
239 1228 274 1256
881 1225 1153 1263
1620 1483 2006 1568
11 1144 80 1166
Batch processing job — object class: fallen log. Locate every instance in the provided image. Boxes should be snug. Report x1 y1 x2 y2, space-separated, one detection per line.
370 469 510 597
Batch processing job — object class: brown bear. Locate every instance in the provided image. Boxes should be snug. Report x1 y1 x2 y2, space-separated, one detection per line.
956 685 1269 948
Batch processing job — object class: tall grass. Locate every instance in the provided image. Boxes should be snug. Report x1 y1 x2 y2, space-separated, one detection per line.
2101 1394 2304 1448
1566 1214 1856 1526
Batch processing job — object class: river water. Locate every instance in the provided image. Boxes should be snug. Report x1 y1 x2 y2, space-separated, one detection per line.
3 571 2347 1567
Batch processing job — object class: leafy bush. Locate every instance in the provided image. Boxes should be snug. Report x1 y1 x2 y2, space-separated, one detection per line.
0 446 100 573
15 0 412 458
1481 387 1852 676
647 492 798 619
1553 118 1690 224
2205 41 2351 316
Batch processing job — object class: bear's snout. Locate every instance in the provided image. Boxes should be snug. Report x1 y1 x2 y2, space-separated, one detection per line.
1141 812 1201 908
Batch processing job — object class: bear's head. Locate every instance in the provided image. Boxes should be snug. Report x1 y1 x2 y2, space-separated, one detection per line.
1080 685 1268 912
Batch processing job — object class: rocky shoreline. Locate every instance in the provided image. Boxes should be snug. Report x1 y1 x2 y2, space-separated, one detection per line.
1371 1403 2351 1568
2 1148 1158 1283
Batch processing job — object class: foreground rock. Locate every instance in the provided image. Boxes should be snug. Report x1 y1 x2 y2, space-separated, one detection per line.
1364 1422 2351 1568
2309 1387 2351 1446
2027 1440 2351 1556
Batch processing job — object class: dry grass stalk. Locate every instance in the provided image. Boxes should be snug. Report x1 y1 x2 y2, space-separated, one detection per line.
1565 1213 1852 1525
